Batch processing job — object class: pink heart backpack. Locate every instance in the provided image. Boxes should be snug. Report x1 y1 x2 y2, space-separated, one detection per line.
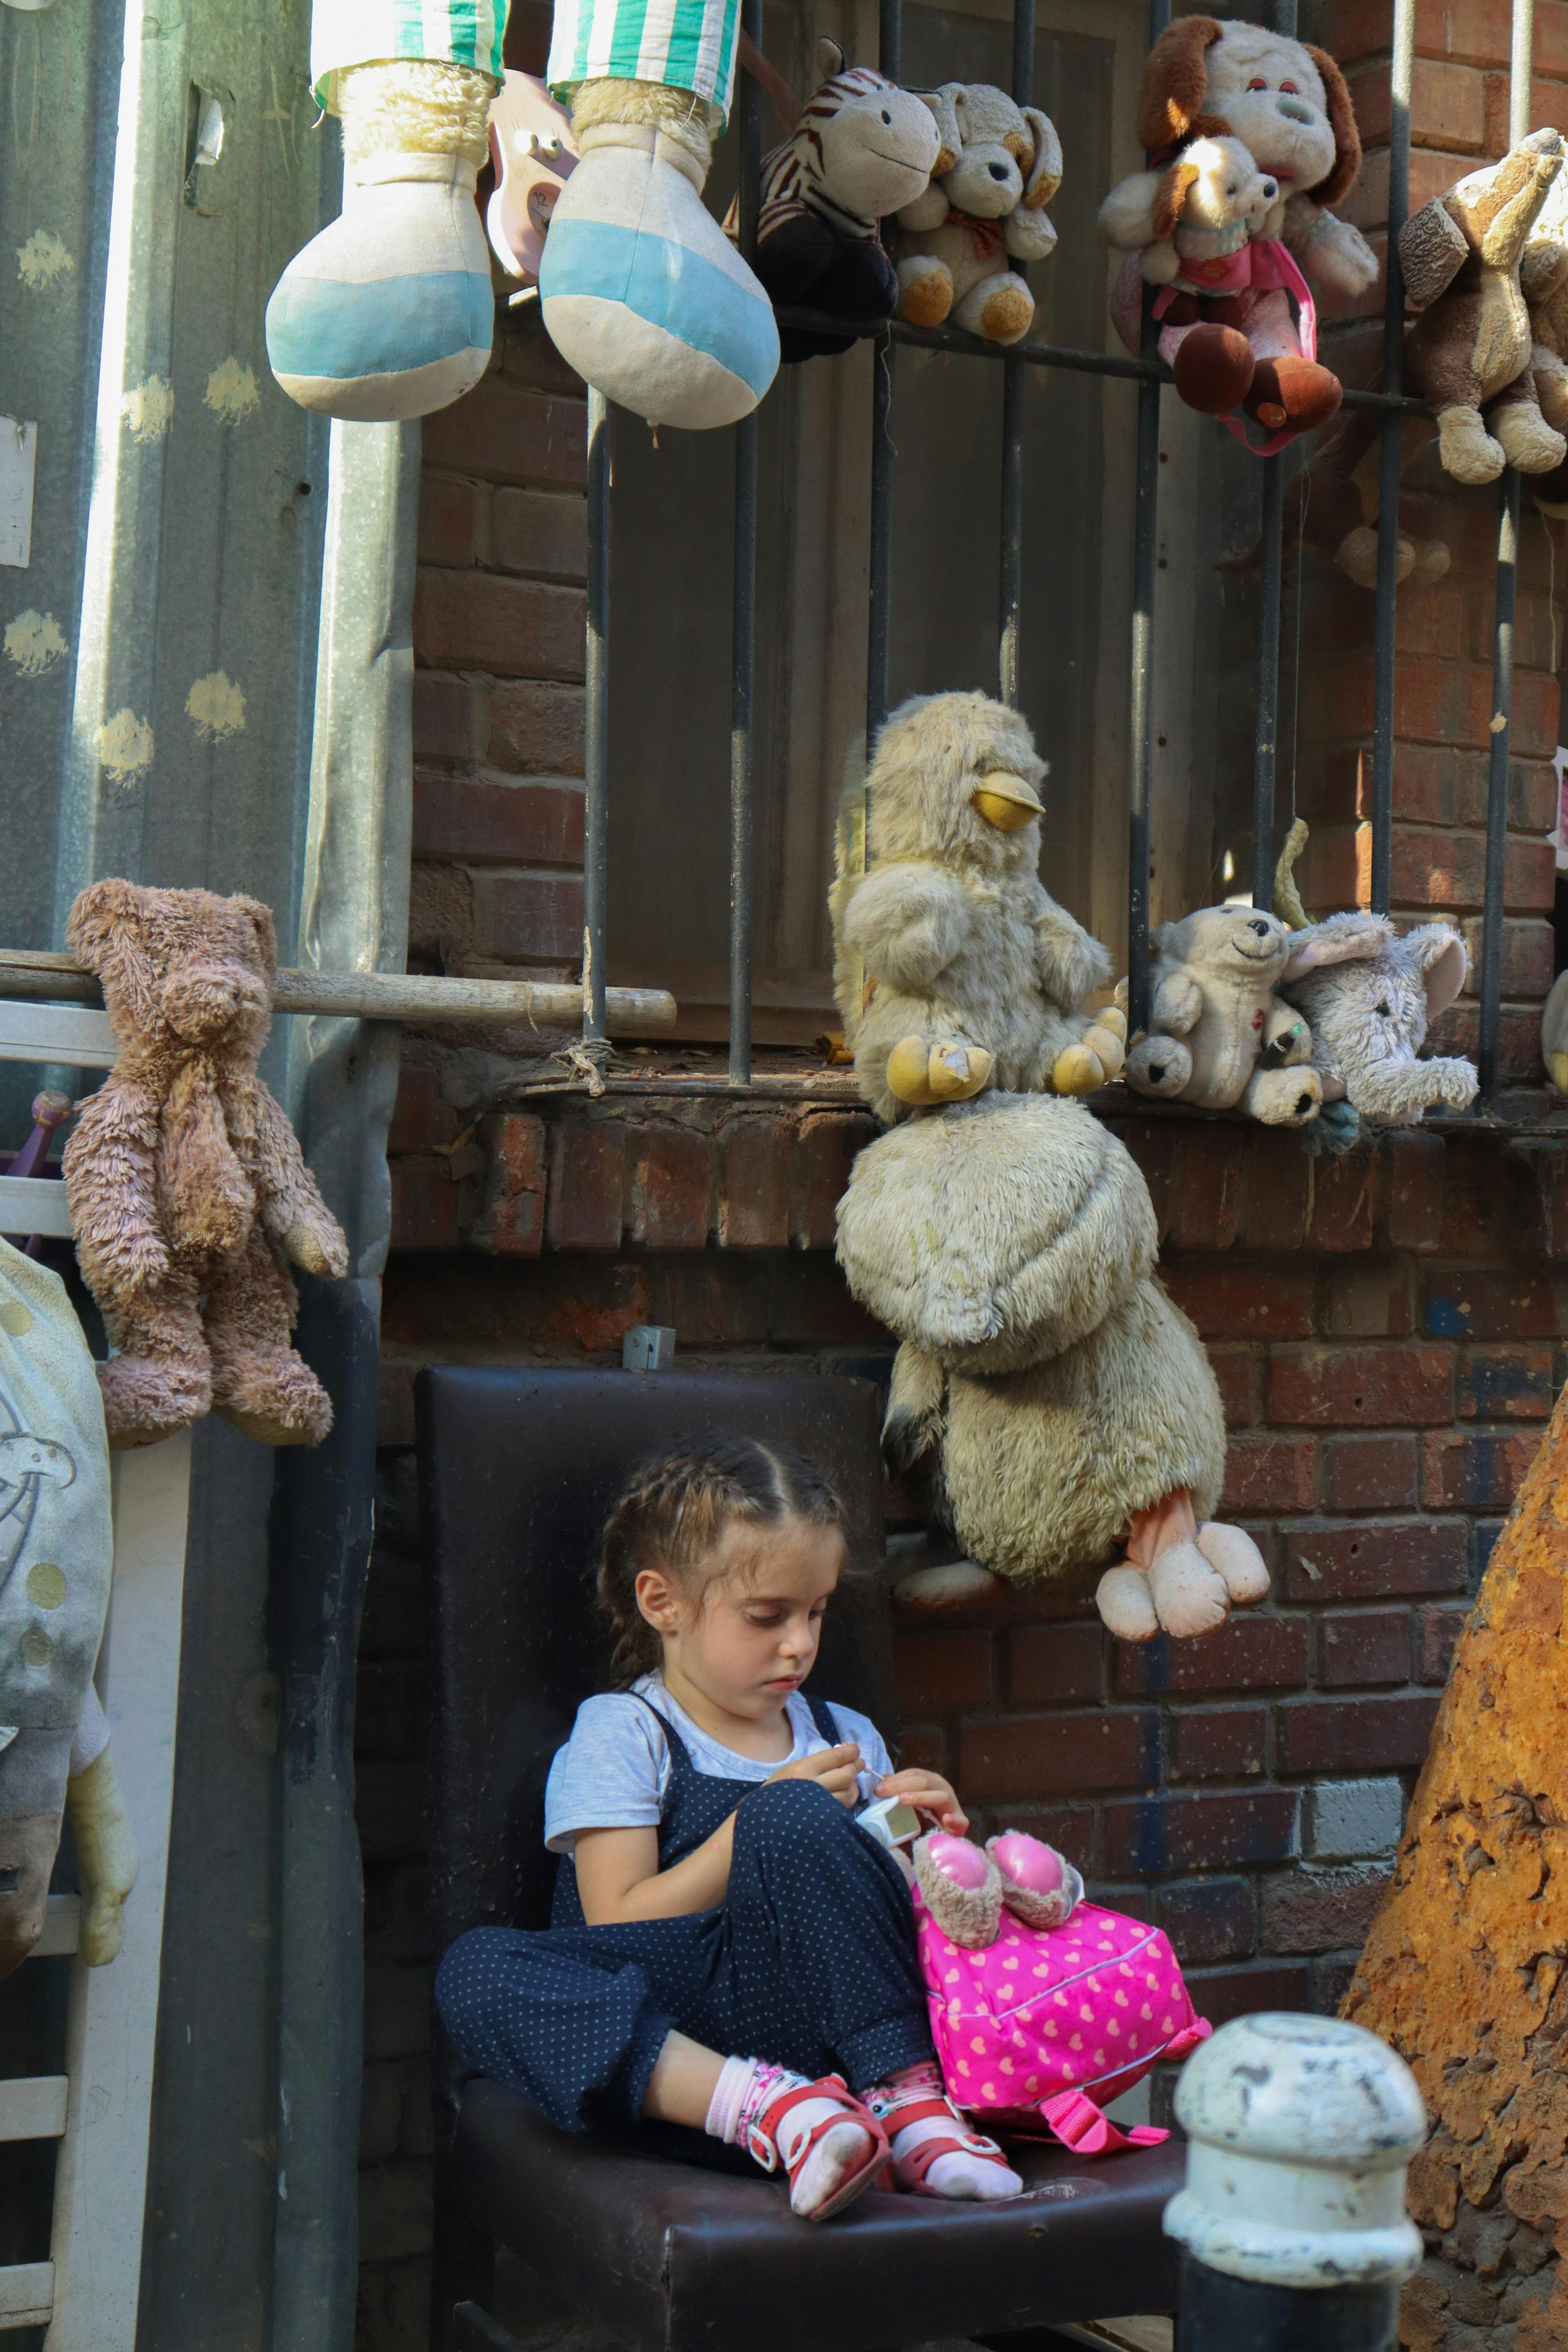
911 1830 1211 2155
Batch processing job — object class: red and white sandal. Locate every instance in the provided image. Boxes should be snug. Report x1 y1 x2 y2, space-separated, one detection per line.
864 2064 1023 2201
744 2072 892 2220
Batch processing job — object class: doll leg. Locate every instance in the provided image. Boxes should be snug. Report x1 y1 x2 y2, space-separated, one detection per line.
98 1267 211 1448
1487 369 1568 474
205 1227 334 1447
897 254 955 328
885 1036 994 1107
950 269 1033 345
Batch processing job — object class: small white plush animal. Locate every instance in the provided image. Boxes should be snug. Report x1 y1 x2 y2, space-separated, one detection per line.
1137 134 1279 289
831 692 1126 1123
1278 915 1477 1126
891 83 1062 345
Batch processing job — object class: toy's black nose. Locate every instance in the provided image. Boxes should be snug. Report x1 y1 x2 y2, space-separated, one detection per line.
989 161 1010 180
1249 918 1269 936
1261 178 1277 199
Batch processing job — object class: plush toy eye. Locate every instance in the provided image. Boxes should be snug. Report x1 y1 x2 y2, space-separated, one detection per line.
881 108 891 123
1279 79 1299 93
1247 76 1267 89
1227 181 1238 194
1376 1000 1391 1016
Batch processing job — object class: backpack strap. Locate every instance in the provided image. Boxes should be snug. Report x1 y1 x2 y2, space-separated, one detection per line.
804 1693 843 1746
1038 2087 1168 2156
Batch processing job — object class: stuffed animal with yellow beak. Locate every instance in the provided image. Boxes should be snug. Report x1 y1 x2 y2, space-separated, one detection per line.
829 692 1125 1122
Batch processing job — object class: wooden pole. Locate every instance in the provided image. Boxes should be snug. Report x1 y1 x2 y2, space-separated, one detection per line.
1343 1380 1568 2345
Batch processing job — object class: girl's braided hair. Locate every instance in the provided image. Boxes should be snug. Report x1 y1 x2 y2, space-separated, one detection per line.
597 1435 847 1688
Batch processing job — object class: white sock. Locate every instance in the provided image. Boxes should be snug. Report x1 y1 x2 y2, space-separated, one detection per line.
868 2063 1024 2201
718 2057 879 2218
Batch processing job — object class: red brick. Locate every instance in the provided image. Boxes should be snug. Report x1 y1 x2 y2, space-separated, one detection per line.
1155 1878 1256 1967
413 671 484 761
1318 1608 1412 1688
1347 744 1557 832
1221 1437 1318 1515
413 776 584 866
766 1262 887 1347
1508 1140 1568 1259
488 680 585 777
1160 1261 1315 1340
1323 1435 1418 1510
1239 1129 1312 1251
1418 1603 1470 1684
1457 1344 1555 1420
1459 916 1554 1001
1421 1429 1539 1510
1172 1706 1269 1782
895 1630 993 1713
714 1118 793 1249
1384 1134 1446 1253
1323 1263 1417 1339
468 1112 546 1256
1423 1268 1568 1340
1280 1517 1467 1602
1006 1622 1104 1707
1303 658 1557 762
414 572 585 683
1348 53 1486 148
545 1119 626 1250
1184 1960 1311 2025
418 474 485 568
1261 1863 1393 1956
1268 1343 1453 1426
1115 1613 1308 1697
492 487 587 582
959 1711 1159 1801
1116 1121 1178 1238
470 871 584 962
1311 1151 1378 1253
422 381 586 490
1102 1791 1299 1876
1165 1127 1244 1252
1276 1693 1441 1773
388 1068 461 1154
389 1160 458 1252
983 1806 1095 1873
497 302 581 390
1209 1346 1258 1429
791 1113 876 1251
1394 824 1556 915
627 1124 713 1250
898 1728 946 1775
1429 1000 1546 1088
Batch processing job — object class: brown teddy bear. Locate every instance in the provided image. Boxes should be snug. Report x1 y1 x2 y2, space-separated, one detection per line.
62 882 348 1451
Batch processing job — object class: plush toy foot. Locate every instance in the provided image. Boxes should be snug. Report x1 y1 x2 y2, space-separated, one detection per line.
893 1559 1007 1611
953 270 1034 345
211 1350 334 1447
1125 1034 1192 1100
913 1830 1002 1947
67 1749 138 1968
98 1352 209 1451
987 1831 1082 1929
1243 1065 1322 1126
1552 1052 1568 1094
1492 403 1567 474
1336 525 1414 591
1196 1522 1270 1608
1437 405 1506 485
897 257 954 327
1244 355 1342 437
1147 1543 1230 1638
541 91 778 429
886 1036 994 1107
265 63 495 421
1095 1565 1158 1642
1410 537 1451 584
1052 1041 1107 1094
1171 324 1255 416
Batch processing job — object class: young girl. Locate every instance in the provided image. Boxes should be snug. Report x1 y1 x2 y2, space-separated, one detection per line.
436 1436 1023 2221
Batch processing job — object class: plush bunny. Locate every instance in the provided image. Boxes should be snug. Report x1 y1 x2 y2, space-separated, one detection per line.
1100 15 1372 450
829 692 1127 1123
723 41 940 363
1399 130 1568 485
62 884 349 1451
1123 906 1343 1126
891 83 1061 346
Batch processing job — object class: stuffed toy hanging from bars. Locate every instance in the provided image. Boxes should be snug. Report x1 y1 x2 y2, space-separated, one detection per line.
890 82 1062 347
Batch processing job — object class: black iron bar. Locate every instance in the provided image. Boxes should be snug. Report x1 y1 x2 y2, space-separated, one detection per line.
728 0 762 1087
583 387 610 1046
1370 0 1416 914
866 0 900 750
998 0 1033 708
1250 0 1297 913
1127 0 1172 1036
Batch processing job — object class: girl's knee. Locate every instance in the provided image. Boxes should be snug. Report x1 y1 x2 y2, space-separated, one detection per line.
740 1776 857 1857
434 1925 525 2024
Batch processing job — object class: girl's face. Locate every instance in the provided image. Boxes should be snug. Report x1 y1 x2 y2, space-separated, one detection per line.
635 1515 846 1722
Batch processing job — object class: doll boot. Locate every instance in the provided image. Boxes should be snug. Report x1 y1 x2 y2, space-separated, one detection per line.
540 80 779 429
913 1830 1002 1947
266 61 496 422
987 1831 1082 1929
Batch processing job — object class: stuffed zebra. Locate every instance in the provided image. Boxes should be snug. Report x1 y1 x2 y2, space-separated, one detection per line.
724 39 940 361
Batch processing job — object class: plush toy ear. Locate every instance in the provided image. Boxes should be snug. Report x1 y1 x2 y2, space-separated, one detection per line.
231 895 280 980
1135 15 1227 153
815 34 846 82
1020 107 1063 209
1305 44 1361 208
1399 192 1470 310
65 878 159 1030
920 84 963 179
1152 158 1199 238
1280 911 1393 981
1404 922 1468 1018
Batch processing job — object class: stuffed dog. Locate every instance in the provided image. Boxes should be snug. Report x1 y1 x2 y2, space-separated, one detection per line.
1138 133 1279 295
891 82 1062 345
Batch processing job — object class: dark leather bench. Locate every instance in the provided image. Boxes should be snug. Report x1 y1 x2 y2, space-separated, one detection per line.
417 1365 1180 2352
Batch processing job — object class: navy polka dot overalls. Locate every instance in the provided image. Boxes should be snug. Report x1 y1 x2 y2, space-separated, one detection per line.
435 1693 935 2133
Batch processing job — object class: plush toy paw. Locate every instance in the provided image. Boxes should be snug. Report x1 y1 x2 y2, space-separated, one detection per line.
1171 323 1255 416
1552 1052 1568 1094
283 1212 350 1281
67 1749 138 1969
1094 1564 1158 1642
1243 355 1342 437
886 1036 994 1106
987 1831 1082 1929
211 1350 334 1448
1243 1064 1322 1126
1335 526 1414 591
1195 1521 1270 1608
913 1830 1002 1947
1125 1034 1192 1100
953 269 1034 345
98 1350 212 1451
1492 402 1567 475
893 1559 1007 1611
897 256 955 327
1437 405 1506 485
1146 1542 1231 1638
1410 537 1451 584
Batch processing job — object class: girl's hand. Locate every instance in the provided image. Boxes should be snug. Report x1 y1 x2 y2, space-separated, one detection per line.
875 1768 968 1836
767 1741 862 1809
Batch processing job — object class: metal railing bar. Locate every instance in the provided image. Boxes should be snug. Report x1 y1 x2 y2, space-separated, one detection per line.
865 0 901 750
583 387 611 1047
1369 0 1415 915
998 0 1033 708
1126 0 1171 1037
729 0 763 1086
1252 456 1285 910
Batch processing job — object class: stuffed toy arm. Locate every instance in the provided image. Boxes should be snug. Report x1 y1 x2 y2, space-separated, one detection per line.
842 864 971 992
250 1085 351 1279
1150 968 1204 1036
897 183 952 234
1283 195 1378 299
882 1343 945 1474
62 1083 169 1297
1033 898 1112 1011
1348 1050 1480 1122
1004 207 1057 263
1097 169 1161 252
1140 237 1182 285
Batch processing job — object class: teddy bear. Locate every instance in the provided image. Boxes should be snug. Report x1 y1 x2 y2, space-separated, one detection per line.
722 41 940 363
1099 15 1375 450
61 883 349 1452
829 692 1127 1123
1398 129 1568 485
890 83 1061 346
835 1089 1270 1640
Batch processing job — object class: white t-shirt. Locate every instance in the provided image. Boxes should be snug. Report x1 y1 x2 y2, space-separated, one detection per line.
543 1673 895 1855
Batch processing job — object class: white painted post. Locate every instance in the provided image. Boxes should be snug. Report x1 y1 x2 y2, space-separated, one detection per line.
1163 2012 1426 2350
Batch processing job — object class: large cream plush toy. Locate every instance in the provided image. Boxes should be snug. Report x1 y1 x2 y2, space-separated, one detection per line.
891 83 1062 346
836 1093 1271 1641
829 693 1127 1122
1124 905 1348 1127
